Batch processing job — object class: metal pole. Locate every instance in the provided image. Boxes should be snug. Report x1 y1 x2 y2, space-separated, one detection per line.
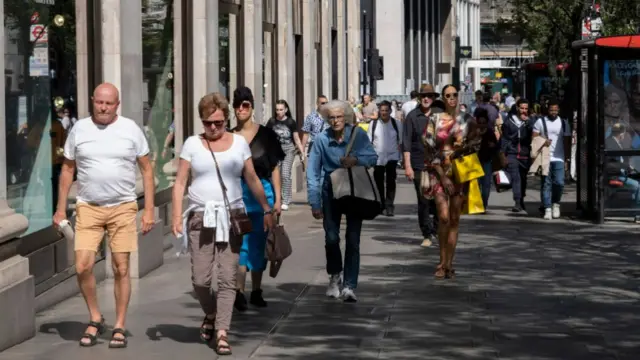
452 36 460 89
361 9 368 95
368 11 375 97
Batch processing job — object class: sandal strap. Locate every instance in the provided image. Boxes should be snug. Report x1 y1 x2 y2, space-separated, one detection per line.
82 333 97 339
87 319 103 329
112 328 127 336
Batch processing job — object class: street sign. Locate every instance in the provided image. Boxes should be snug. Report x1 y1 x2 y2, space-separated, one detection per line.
30 12 39 24
459 46 472 59
30 24 48 43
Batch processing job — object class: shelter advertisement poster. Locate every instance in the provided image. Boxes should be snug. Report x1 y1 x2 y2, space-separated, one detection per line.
603 60 640 150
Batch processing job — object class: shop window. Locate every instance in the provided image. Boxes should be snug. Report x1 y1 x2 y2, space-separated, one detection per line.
4 0 77 235
142 0 174 191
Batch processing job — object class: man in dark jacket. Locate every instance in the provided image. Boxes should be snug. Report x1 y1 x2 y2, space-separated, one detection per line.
403 84 441 247
501 98 533 212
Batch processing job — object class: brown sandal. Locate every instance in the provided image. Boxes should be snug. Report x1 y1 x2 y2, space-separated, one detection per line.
445 268 456 279
434 265 446 279
215 335 232 356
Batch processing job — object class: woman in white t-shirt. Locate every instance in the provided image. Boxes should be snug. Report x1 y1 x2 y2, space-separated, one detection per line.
172 92 274 356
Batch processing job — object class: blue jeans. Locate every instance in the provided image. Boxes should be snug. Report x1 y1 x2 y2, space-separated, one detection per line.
479 160 493 209
322 177 363 289
541 161 565 208
618 176 640 206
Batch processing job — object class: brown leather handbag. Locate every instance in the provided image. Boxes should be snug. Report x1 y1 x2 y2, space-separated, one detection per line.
265 215 292 277
205 138 253 236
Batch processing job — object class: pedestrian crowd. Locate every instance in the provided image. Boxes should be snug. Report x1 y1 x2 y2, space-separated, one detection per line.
51 81 579 356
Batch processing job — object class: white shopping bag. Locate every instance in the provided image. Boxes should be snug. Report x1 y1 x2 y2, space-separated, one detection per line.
493 170 511 192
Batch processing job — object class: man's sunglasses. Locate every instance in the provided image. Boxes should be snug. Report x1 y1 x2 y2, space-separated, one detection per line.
444 93 458 99
319 101 328 106
419 93 437 99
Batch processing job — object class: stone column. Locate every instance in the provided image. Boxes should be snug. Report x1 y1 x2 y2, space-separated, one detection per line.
0 1 34 351
276 0 294 105
102 0 144 125
173 0 184 152
191 0 207 134
75 0 90 118
207 0 220 94
336 0 346 100
264 31 273 123
244 0 264 123
320 0 332 98
440 0 453 86
228 12 238 128
101 0 163 279
346 0 360 100
302 0 316 115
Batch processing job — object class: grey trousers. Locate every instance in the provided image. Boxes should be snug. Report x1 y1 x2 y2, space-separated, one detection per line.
187 211 241 331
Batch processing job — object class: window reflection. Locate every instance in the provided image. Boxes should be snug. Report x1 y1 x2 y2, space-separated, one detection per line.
4 1 77 235
604 155 640 210
142 0 174 191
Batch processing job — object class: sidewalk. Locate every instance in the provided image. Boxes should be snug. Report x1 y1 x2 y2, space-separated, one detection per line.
1 178 639 360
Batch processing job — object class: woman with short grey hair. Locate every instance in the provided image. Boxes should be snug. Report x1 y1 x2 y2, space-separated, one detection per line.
306 99 378 302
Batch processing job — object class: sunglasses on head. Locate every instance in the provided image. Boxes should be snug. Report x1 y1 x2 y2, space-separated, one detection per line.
202 120 226 127
444 93 458 99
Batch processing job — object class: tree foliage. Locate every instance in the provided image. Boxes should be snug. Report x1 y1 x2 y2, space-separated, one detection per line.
498 0 639 66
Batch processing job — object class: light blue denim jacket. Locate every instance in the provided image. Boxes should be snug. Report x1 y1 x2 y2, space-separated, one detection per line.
306 125 378 210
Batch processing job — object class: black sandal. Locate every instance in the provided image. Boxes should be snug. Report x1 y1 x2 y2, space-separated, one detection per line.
79 316 105 347
215 335 232 356
199 315 215 342
108 328 128 348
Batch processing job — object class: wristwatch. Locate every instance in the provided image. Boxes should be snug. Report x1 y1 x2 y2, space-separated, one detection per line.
263 209 273 215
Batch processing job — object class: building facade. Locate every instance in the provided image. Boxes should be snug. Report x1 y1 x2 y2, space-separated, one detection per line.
0 0 362 351
371 0 480 99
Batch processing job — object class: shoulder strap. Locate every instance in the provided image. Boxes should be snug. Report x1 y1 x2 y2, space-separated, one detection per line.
345 126 360 156
370 120 378 143
540 117 549 139
203 135 231 209
390 118 400 143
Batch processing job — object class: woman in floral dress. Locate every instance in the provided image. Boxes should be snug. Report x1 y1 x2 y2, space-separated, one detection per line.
422 84 481 279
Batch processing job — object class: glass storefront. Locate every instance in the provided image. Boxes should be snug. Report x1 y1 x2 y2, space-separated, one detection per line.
4 0 77 235
219 13 230 99
142 0 175 191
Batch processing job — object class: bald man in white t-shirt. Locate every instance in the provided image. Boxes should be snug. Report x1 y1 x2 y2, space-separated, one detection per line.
53 83 155 348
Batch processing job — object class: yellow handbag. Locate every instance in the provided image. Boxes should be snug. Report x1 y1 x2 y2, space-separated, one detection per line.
452 152 484 183
462 179 485 215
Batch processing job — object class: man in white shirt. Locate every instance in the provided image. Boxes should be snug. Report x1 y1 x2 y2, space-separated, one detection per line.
52 83 155 348
401 90 419 119
532 99 571 220
368 100 402 216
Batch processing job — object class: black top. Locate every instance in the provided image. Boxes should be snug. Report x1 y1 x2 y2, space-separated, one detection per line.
239 125 285 179
402 106 443 171
500 115 534 159
266 117 298 147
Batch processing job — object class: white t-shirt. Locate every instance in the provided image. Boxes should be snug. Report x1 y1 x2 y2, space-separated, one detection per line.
367 119 403 165
180 134 252 206
533 117 571 162
401 99 418 118
64 116 149 206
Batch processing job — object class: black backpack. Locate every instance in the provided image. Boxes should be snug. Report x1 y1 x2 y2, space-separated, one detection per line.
370 118 400 144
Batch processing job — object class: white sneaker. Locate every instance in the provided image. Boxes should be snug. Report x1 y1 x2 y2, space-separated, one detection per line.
544 208 553 220
281 204 289 211
326 274 341 298
341 287 357 302
552 203 561 218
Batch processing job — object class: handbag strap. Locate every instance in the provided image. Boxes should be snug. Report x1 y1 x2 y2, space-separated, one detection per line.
344 126 360 156
203 135 232 210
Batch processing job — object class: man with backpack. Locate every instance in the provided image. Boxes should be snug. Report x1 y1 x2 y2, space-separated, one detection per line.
532 98 572 220
367 100 402 216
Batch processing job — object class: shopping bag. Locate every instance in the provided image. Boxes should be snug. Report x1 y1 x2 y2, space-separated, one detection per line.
493 170 512 193
452 152 485 183
462 179 485 215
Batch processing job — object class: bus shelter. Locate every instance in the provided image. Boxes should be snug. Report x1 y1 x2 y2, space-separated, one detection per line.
572 35 640 223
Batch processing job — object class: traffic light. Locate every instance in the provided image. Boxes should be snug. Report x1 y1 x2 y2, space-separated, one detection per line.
368 49 384 81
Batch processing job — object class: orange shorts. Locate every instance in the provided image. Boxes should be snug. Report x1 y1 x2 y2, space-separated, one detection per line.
75 201 138 253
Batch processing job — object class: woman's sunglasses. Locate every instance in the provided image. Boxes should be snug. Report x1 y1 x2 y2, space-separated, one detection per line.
235 101 252 110
202 120 226 127
444 93 458 99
